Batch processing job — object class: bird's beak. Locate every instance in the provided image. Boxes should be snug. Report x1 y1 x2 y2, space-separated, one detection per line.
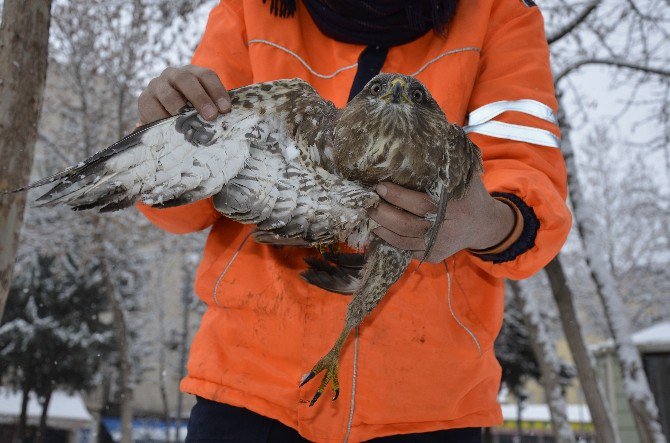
392 80 403 103
382 78 410 104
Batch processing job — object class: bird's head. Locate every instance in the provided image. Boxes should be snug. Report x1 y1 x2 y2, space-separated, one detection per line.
350 73 442 115
333 73 450 188
368 74 424 106
337 73 446 137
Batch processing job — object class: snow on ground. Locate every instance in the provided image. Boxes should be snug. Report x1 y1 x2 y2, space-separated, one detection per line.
501 403 592 424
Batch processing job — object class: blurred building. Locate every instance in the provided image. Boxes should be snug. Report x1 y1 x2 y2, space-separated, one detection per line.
0 387 93 443
493 403 593 442
594 321 670 443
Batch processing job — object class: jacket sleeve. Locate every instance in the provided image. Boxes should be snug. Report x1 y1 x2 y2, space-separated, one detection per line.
464 0 572 279
137 0 253 234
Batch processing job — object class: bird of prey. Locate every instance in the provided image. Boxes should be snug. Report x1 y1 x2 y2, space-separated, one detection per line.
10 73 482 406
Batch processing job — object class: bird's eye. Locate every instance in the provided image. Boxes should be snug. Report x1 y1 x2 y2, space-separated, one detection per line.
412 89 424 102
370 83 382 95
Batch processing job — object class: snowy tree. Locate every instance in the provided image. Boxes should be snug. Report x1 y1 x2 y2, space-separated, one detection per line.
13 2 216 441
578 126 670 327
542 0 670 440
0 0 52 319
544 257 620 443
0 252 113 443
508 280 576 443
496 295 541 401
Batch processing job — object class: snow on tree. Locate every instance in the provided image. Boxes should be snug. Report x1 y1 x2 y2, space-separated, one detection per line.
578 126 670 328
544 257 621 443
496 294 541 400
542 0 669 440
12 2 215 442
0 0 52 319
509 280 576 443
0 252 113 443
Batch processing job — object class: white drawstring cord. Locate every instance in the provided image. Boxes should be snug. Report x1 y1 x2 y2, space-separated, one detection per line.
212 231 253 307
444 261 482 355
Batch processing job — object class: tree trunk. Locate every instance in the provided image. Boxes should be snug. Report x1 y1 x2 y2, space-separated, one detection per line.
515 395 524 443
509 280 576 443
545 257 620 443
94 226 133 443
35 388 53 443
159 347 171 443
156 299 171 443
557 95 666 443
104 261 133 443
14 384 31 443
175 264 193 443
0 0 52 318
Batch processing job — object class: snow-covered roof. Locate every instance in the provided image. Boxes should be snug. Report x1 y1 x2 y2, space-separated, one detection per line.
501 403 592 424
0 387 93 430
631 321 670 351
593 321 670 354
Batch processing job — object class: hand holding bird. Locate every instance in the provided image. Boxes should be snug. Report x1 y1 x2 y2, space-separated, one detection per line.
369 178 515 263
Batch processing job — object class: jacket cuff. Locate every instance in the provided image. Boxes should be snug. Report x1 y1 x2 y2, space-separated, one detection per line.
475 192 539 263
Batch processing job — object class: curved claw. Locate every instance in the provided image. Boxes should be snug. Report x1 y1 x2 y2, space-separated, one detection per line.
309 390 322 407
332 388 339 401
300 371 316 387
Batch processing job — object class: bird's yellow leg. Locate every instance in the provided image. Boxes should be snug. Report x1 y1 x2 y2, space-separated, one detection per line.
300 239 412 406
299 329 351 406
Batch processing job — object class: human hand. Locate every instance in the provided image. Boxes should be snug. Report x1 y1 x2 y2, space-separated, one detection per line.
367 176 516 262
138 65 231 124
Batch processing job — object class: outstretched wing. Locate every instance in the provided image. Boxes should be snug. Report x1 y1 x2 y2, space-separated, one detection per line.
10 78 379 244
12 79 316 212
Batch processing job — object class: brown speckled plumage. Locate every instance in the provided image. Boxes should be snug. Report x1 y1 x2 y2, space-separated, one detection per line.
297 74 482 405
11 74 481 406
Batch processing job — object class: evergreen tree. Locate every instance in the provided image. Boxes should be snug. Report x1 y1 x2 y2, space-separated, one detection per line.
0 252 113 443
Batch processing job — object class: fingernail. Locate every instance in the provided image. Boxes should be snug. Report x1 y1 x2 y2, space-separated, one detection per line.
202 104 217 119
217 98 231 112
376 184 387 197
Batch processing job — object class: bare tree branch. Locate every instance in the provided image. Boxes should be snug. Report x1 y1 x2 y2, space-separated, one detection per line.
555 59 670 84
547 0 602 44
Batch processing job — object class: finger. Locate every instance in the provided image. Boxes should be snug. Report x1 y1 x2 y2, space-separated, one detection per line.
154 83 188 115
168 70 218 120
368 201 430 237
373 227 425 251
138 95 170 124
193 67 231 113
376 182 436 217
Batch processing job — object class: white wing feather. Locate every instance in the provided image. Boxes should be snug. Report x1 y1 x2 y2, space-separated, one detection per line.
21 79 379 246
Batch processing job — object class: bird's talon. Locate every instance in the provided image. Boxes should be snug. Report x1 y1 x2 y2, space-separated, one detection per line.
301 351 341 406
309 390 322 407
332 389 339 401
300 371 316 387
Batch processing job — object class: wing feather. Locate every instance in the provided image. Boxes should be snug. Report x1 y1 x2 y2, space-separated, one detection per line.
8 78 379 249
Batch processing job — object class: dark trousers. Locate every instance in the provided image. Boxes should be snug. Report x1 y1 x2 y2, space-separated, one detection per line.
186 397 482 443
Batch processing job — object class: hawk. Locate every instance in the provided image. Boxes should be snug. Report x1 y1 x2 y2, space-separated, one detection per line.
11 73 482 405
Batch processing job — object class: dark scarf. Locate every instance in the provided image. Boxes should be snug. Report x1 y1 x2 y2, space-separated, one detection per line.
263 0 458 47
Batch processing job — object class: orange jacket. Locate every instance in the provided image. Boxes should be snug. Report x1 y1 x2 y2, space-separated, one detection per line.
139 1 571 441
